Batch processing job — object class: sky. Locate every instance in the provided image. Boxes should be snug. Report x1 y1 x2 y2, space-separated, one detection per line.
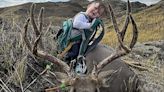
0 0 161 8
122 0 161 5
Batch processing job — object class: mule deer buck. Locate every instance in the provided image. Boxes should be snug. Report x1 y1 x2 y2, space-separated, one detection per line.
23 0 139 92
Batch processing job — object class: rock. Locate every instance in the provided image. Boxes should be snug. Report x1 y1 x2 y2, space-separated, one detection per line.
132 41 164 59
133 43 160 58
144 41 164 61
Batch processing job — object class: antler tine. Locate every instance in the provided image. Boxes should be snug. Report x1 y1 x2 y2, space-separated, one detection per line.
30 3 40 36
127 0 131 14
23 18 31 51
120 0 131 41
23 4 71 76
38 7 44 33
23 19 71 75
107 4 130 52
120 16 129 41
129 14 138 49
37 7 44 49
96 51 127 73
122 0 138 49
95 1 138 73
107 4 120 36
32 33 41 55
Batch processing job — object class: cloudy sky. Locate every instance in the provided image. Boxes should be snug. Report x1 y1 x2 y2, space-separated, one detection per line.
122 0 161 5
0 0 161 8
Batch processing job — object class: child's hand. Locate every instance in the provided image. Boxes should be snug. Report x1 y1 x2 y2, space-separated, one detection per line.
91 18 102 30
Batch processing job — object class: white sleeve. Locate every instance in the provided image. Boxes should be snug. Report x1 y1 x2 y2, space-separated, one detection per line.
73 13 91 29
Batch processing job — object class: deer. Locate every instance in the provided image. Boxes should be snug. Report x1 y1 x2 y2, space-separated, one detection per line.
23 0 139 92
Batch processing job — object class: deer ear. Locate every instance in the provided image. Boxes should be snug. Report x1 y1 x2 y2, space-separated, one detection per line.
98 69 121 87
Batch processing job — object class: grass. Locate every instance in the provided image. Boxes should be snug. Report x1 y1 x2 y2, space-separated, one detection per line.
102 5 164 47
12 57 27 87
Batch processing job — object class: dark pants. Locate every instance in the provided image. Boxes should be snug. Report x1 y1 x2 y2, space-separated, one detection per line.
65 42 81 61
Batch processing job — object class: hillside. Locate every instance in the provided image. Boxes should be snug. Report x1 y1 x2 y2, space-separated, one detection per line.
135 0 164 41
71 0 147 16
0 2 84 25
0 0 146 24
0 2 85 17
103 0 164 46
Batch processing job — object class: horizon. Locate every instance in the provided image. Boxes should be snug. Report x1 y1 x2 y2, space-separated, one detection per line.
0 0 161 8
122 0 161 5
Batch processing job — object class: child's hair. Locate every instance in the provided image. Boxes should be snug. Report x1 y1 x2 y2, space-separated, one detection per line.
88 1 107 16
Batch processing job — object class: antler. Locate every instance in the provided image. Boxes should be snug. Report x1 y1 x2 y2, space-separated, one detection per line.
23 4 71 76
93 0 138 74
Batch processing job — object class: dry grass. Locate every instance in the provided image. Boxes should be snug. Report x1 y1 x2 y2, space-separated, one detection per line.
102 5 164 47
0 16 58 91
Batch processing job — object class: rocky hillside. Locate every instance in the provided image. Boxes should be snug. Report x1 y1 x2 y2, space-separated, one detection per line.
0 2 84 19
0 0 147 23
123 40 164 92
69 0 147 15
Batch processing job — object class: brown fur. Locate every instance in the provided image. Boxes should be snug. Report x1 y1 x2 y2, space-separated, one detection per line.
85 44 139 92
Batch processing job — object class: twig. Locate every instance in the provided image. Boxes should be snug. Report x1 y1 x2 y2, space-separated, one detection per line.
45 86 60 92
48 71 62 83
124 60 149 71
0 78 12 92
23 68 48 92
26 56 55 85
0 84 8 92
14 22 22 32
0 70 16 92
13 66 24 92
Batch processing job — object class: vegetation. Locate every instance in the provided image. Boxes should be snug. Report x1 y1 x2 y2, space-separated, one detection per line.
102 3 164 47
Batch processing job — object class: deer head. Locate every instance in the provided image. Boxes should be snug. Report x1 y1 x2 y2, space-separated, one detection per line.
23 0 138 92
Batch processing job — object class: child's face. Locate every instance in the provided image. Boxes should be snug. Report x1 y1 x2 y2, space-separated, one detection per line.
86 2 104 19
